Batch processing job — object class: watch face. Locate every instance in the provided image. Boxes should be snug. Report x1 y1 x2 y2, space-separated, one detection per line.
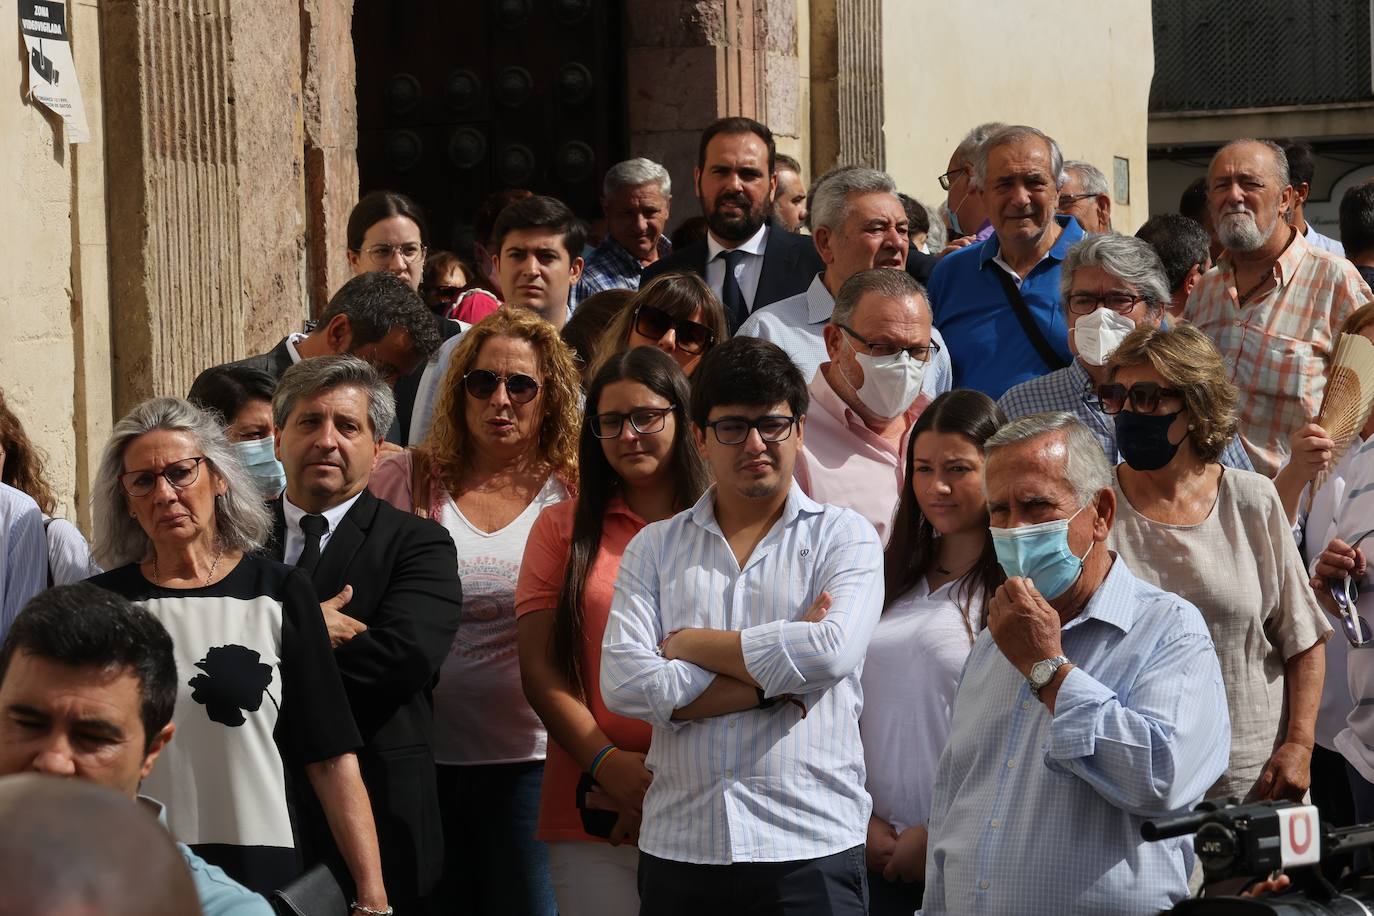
1030 660 1055 686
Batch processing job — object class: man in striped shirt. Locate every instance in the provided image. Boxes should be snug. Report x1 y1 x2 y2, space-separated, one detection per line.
1187 138 1371 477
601 336 884 915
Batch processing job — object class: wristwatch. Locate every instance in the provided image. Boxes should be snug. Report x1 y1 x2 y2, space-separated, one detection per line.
1027 655 1070 698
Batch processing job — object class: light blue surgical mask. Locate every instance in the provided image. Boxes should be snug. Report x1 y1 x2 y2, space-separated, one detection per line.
989 503 1095 600
231 435 286 499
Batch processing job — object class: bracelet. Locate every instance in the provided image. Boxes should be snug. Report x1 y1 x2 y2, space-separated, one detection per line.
350 903 393 916
591 745 621 779
588 743 616 776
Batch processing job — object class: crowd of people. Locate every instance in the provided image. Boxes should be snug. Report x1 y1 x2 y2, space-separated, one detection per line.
3 113 1374 916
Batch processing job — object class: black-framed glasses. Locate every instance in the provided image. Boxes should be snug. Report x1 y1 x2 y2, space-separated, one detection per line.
938 167 968 191
838 324 941 362
462 369 542 404
1095 382 1185 415
119 456 208 498
1067 292 1146 315
705 415 798 445
633 305 716 355
1057 192 1096 210
359 242 426 264
590 406 676 439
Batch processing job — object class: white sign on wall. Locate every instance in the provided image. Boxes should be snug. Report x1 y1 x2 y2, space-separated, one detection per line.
18 0 90 144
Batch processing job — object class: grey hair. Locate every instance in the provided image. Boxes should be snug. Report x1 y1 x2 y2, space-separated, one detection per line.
923 202 946 251
971 125 1065 191
1063 160 1109 196
984 412 1111 509
953 121 1007 165
272 355 397 438
92 397 273 568
1212 138 1291 188
831 268 928 327
602 157 671 199
809 167 897 233
1059 234 1171 317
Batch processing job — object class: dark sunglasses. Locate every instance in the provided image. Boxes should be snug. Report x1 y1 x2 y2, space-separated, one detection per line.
432 285 462 301
938 166 968 191
633 305 715 355
462 369 541 404
1095 381 1185 415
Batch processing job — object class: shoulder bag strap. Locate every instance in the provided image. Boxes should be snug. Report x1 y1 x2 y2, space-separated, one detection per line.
991 266 1069 372
410 449 433 520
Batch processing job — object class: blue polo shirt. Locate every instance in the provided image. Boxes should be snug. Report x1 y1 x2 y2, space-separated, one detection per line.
928 214 1084 398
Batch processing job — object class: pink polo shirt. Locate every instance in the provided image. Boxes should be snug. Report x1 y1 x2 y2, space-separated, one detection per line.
794 367 927 545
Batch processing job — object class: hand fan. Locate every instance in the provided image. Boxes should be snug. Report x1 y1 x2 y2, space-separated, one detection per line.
1312 332 1374 497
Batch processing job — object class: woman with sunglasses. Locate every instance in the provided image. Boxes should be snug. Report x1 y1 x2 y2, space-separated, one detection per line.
861 390 1006 915
514 347 710 916
86 398 388 906
1100 325 1330 804
594 272 728 377
370 308 581 916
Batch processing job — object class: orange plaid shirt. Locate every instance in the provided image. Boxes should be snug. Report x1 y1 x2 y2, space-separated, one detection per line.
1186 229 1372 476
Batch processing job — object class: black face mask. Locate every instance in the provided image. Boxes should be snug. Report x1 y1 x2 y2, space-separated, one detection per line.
1115 409 1185 471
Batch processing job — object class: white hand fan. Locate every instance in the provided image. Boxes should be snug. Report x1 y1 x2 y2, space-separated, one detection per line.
1312 332 1374 497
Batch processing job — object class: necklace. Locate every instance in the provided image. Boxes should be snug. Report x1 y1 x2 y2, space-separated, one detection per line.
152 542 224 587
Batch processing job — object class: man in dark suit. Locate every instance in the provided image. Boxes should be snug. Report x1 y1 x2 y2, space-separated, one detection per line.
192 271 442 391
642 117 823 332
268 355 460 913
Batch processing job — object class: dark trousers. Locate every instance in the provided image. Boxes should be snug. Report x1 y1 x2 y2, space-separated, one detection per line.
637 845 868 916
1312 744 1359 879
866 871 923 916
426 761 556 916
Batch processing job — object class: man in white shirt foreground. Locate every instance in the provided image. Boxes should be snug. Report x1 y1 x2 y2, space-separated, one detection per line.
601 336 884 915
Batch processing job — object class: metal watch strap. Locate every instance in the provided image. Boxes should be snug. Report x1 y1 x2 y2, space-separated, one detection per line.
1029 655 1069 697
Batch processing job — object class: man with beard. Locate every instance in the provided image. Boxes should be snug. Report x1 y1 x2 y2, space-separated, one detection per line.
1187 139 1370 476
642 118 823 332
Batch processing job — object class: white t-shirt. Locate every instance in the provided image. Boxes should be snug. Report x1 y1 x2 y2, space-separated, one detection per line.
860 576 981 832
432 476 569 765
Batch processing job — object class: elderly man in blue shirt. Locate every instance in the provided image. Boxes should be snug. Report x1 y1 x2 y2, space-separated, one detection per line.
920 412 1230 915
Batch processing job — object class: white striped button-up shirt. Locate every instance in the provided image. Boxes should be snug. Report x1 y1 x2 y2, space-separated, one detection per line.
601 484 884 865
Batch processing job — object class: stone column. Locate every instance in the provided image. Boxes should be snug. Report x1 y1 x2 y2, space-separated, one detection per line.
809 0 884 174
101 0 307 414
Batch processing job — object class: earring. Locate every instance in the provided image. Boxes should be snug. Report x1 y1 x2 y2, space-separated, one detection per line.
1188 424 1196 430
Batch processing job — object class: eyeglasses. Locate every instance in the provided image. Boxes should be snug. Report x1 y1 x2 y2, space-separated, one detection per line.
633 305 716 355
1057 192 1096 210
704 415 798 445
938 167 969 191
462 369 542 404
119 456 208 498
359 243 426 264
1095 382 1185 415
590 406 675 439
432 285 462 302
838 324 941 361
1067 292 1146 315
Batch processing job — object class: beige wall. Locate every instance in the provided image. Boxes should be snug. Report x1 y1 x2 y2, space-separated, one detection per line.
880 0 1154 232
0 0 111 528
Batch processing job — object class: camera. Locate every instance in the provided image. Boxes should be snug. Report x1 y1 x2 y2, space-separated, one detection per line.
1142 799 1374 913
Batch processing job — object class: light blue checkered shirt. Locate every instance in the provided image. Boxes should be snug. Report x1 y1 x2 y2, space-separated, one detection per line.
920 556 1231 915
997 359 1255 471
572 234 671 310
0 483 47 642
736 273 953 398
601 484 884 864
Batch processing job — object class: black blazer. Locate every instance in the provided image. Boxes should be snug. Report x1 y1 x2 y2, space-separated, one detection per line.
268 489 460 901
189 338 295 394
642 223 824 332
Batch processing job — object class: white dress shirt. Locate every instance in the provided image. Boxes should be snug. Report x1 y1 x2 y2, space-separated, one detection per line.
281 490 365 566
704 224 769 311
1305 222 1346 256
283 331 308 364
600 483 884 865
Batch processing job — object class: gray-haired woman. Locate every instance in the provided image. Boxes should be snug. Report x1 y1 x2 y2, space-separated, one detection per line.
87 397 389 911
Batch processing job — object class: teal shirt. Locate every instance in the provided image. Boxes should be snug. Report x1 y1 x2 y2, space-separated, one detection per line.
143 796 275 916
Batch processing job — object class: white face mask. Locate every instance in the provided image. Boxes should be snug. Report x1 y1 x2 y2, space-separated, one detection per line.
842 334 927 419
1073 307 1137 367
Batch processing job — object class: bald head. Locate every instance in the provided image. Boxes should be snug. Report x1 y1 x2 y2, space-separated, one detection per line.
0 774 201 916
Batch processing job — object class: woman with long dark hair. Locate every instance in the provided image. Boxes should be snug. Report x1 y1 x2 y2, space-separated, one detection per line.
515 347 710 916
861 389 1006 914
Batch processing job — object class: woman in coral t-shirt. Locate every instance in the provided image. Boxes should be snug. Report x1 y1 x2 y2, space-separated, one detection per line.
516 346 710 916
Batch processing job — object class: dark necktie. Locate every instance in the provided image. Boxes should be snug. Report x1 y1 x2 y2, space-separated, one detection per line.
296 513 328 574
717 248 748 331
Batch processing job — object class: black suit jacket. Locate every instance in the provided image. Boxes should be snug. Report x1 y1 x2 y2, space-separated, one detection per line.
189 338 296 395
268 490 460 900
642 223 824 332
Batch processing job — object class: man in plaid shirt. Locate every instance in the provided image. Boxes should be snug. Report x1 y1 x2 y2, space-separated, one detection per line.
1187 139 1372 477
572 158 672 309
